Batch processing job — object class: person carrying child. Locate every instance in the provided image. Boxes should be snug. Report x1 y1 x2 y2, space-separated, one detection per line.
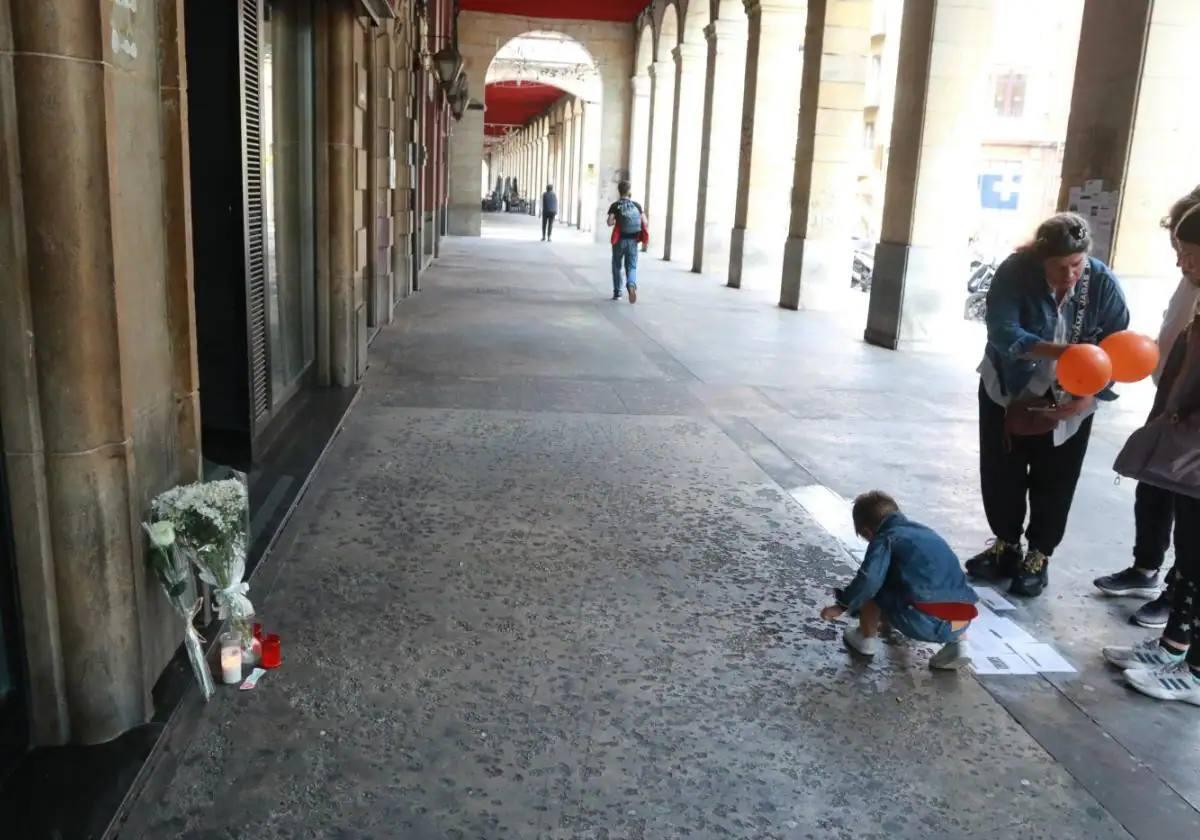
820 491 979 670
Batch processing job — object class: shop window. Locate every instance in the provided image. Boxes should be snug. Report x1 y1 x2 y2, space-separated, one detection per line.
262 0 317 409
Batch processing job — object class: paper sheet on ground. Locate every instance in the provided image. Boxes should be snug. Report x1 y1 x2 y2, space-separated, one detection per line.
972 605 1037 646
970 652 1038 675
971 585 1015 612
1007 642 1076 674
787 485 865 559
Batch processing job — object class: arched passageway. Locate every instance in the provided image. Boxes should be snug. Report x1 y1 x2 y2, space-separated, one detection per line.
450 12 633 241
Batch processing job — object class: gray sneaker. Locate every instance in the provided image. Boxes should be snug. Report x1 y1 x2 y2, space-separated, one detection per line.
1132 592 1171 629
930 639 972 671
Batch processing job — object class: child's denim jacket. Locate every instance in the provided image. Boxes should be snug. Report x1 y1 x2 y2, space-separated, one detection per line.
837 513 978 615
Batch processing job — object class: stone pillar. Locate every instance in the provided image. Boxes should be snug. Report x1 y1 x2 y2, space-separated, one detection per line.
664 41 707 263
780 0 870 310
728 0 807 290
693 15 748 274
1059 0 1200 278
563 106 574 225
572 99 585 227
580 100 597 233
0 0 200 744
447 100 484 235
645 59 674 254
864 0 994 348
628 74 651 204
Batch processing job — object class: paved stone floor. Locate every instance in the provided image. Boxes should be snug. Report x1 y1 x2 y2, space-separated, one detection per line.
123 215 1200 839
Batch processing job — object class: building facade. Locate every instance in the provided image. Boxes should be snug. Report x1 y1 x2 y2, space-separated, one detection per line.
0 0 460 762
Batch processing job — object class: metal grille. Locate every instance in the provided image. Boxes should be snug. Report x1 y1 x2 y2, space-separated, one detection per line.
240 0 271 421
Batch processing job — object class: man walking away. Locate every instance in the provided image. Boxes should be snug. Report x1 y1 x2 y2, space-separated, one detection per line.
541 184 557 241
607 180 645 303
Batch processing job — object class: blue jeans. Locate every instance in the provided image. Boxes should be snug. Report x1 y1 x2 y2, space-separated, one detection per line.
886 604 969 644
611 238 639 295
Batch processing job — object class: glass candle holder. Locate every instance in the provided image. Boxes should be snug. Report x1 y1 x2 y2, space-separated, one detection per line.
219 632 243 685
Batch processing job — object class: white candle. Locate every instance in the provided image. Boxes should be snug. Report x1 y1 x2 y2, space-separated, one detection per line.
219 634 242 685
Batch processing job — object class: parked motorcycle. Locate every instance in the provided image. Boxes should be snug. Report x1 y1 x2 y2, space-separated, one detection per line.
963 259 996 321
850 243 873 293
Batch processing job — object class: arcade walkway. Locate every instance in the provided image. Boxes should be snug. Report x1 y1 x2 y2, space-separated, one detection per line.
122 214 1198 838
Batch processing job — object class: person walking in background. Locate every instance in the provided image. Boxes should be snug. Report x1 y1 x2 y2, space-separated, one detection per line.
1094 187 1200 629
607 180 646 303
541 184 557 241
966 213 1130 597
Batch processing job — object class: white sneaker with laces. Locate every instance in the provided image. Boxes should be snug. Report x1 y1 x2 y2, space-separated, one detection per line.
1102 637 1187 670
930 639 972 671
843 627 880 657
1124 660 1200 705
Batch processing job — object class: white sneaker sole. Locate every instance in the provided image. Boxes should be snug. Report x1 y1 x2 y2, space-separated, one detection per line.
1124 672 1200 705
1096 585 1161 599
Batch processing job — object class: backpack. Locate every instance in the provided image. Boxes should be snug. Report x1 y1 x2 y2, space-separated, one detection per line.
615 198 641 236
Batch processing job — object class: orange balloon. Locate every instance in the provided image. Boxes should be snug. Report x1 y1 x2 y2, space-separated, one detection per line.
1057 344 1112 397
1099 330 1160 383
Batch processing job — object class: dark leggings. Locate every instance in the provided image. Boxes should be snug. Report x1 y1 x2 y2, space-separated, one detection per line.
1164 492 1200 667
978 382 1092 556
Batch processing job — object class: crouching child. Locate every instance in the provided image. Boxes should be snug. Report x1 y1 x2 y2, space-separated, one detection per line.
820 491 978 670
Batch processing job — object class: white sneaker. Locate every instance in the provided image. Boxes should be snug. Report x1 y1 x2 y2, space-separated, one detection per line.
930 639 972 671
1102 637 1187 670
1124 660 1200 705
843 627 880 657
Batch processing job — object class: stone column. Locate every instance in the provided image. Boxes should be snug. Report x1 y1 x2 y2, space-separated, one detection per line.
728 0 807 290
580 100 596 232
564 109 574 223
864 0 994 348
447 103 484 235
628 74 651 204
693 15 748 274
645 59 674 254
780 0 870 310
664 41 707 263
572 99 585 227
0 0 201 744
1059 0 1200 276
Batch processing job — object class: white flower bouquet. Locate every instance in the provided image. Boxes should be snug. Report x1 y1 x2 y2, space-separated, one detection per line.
145 478 254 696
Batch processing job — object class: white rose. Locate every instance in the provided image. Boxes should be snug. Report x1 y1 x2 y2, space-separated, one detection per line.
144 521 176 549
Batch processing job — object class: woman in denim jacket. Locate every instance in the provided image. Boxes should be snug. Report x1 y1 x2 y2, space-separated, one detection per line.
966 213 1130 597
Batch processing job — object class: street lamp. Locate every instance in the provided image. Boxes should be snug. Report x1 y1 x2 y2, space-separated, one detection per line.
433 45 463 90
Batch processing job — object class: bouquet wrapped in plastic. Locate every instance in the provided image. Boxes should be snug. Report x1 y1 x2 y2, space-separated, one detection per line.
146 478 254 698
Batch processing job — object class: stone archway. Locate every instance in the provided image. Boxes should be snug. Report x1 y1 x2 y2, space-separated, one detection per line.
450 12 634 241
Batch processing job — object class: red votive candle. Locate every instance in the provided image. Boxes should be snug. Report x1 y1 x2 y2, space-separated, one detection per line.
260 633 281 669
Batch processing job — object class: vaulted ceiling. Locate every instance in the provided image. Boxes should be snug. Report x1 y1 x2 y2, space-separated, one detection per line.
459 0 652 23
484 81 567 137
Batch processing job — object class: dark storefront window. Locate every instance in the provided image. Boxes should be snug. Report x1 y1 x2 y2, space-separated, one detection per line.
263 0 317 410
0 426 27 777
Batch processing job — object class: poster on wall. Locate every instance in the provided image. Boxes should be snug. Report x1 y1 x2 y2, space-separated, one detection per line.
1067 180 1117 263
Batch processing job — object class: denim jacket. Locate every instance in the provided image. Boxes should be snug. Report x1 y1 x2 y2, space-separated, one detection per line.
984 252 1130 400
837 513 978 614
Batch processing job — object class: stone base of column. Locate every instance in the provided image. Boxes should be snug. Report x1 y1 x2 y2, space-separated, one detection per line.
728 227 784 290
694 222 730 275
778 236 854 311
865 242 965 348
448 205 481 236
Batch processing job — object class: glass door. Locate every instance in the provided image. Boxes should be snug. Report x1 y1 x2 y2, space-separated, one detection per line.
262 0 317 413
